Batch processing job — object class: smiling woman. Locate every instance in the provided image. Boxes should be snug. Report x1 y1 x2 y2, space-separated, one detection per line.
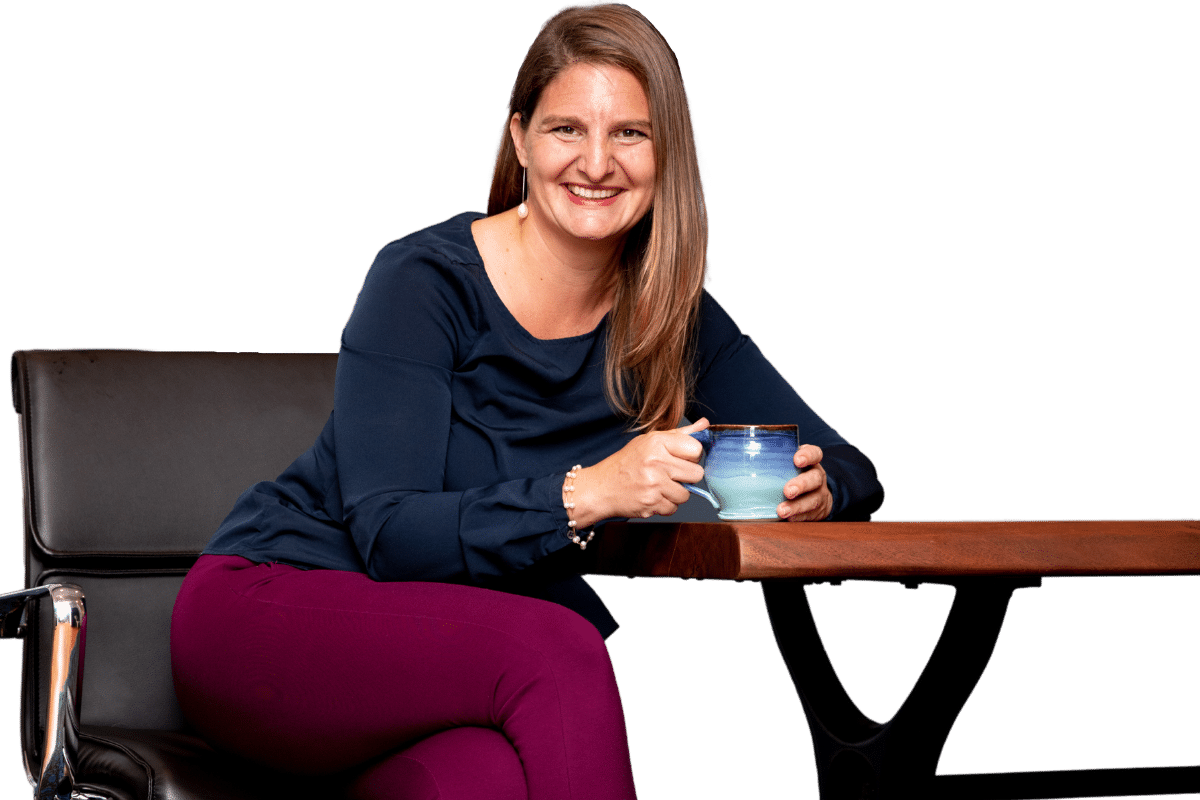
487 4 708 432
162 4 886 800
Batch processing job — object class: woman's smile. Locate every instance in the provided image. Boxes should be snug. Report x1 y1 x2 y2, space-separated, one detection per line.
565 183 623 203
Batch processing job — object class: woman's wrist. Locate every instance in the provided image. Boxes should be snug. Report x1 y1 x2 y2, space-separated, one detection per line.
562 464 606 532
561 465 595 549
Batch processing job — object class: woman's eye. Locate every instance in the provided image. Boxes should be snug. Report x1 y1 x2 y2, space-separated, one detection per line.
554 126 579 136
617 129 648 141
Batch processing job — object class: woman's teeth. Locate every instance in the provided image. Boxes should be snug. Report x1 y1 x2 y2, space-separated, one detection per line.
568 185 620 200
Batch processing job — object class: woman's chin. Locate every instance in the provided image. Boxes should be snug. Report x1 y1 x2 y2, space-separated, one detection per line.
545 209 641 246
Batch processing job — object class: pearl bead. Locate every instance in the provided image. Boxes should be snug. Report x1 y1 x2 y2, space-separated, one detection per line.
563 464 591 549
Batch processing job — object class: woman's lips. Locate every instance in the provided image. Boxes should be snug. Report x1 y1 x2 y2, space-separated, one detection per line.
564 183 623 206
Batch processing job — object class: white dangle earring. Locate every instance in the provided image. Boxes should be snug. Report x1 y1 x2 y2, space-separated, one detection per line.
517 168 529 219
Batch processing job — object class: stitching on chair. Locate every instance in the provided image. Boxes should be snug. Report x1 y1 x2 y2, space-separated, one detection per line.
78 730 155 800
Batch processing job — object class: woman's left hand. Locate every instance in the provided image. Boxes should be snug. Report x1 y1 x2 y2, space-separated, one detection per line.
777 444 833 521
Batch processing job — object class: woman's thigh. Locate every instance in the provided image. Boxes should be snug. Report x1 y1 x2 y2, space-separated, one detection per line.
343 727 526 800
171 555 634 798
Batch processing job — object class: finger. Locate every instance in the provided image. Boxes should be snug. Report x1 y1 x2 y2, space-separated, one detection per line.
661 481 692 507
663 437 703 462
668 461 705 485
636 482 692 519
663 421 707 460
778 486 831 521
794 444 824 469
783 464 826 499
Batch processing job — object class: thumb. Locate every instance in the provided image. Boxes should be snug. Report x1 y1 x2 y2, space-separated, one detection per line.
677 417 710 434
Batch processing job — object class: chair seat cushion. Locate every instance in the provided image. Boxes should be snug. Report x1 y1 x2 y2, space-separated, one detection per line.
76 726 341 800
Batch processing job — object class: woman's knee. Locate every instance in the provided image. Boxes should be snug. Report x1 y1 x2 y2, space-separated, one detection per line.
488 598 619 719
507 596 611 671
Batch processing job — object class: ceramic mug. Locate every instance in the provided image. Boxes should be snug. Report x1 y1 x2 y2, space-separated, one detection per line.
685 425 800 520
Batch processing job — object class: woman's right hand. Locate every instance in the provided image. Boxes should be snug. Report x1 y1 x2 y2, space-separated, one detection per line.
568 418 709 528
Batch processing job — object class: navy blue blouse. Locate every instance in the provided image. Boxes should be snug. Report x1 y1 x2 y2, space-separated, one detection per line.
204 212 883 636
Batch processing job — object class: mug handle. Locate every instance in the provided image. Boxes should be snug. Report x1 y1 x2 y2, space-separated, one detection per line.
684 430 719 509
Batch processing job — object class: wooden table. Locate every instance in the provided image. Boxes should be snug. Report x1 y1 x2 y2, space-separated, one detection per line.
583 521 1200 800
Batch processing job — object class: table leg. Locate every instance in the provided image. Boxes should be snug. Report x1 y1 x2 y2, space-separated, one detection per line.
762 577 1037 799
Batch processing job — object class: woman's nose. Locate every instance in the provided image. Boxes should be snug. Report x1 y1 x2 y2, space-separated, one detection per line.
578 136 613 183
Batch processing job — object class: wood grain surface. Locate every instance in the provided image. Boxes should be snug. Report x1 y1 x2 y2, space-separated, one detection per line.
581 520 1200 580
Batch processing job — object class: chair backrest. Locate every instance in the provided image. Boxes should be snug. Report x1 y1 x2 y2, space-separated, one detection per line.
11 350 336 776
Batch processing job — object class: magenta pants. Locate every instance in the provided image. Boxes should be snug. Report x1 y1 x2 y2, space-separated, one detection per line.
170 555 637 800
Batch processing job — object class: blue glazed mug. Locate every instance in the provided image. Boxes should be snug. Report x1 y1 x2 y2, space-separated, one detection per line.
685 425 800 520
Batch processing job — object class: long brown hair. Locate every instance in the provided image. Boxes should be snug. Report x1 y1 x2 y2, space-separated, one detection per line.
487 4 707 432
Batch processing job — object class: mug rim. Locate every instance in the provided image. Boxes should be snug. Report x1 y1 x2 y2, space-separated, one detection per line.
706 424 797 432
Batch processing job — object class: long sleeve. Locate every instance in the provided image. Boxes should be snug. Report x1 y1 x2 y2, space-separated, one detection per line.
687 292 884 520
333 237 577 584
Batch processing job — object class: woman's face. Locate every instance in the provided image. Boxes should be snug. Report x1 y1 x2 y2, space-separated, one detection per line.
511 62 656 247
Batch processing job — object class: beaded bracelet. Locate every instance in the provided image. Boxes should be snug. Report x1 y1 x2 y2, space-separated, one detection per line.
563 464 595 550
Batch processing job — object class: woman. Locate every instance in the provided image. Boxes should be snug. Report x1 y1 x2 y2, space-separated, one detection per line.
171 5 883 799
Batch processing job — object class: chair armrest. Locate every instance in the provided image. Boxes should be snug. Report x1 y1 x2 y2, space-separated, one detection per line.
1 584 87 800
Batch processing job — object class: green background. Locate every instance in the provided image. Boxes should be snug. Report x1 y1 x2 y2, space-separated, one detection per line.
0 0 1195 796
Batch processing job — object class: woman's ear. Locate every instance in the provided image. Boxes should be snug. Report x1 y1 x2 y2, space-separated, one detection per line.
509 113 528 167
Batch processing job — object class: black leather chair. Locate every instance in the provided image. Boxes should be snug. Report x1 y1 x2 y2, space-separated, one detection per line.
4 350 346 800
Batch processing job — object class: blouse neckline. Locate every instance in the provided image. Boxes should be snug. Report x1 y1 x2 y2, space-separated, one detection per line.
460 212 610 345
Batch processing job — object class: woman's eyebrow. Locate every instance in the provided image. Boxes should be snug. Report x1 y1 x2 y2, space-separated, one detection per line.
538 115 652 131
539 115 584 128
